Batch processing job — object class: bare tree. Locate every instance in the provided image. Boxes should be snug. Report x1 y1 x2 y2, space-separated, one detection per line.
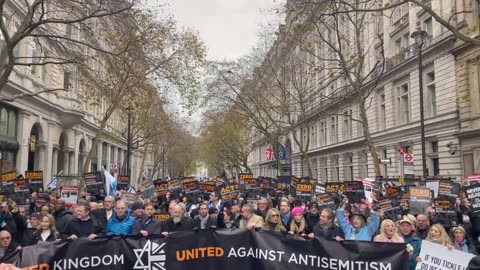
0 0 136 101
281 0 387 178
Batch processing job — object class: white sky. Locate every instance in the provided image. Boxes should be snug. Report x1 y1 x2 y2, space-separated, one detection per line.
168 0 281 60
146 0 285 132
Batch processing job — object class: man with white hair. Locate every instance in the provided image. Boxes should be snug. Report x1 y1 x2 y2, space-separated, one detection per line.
161 204 191 235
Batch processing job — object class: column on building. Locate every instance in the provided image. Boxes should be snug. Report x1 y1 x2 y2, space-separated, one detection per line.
106 144 111 172
17 111 32 174
36 142 47 171
63 149 70 175
52 146 59 176
97 141 103 171
45 122 55 182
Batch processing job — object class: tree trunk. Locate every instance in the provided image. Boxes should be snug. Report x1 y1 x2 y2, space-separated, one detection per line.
358 96 381 177
79 104 117 192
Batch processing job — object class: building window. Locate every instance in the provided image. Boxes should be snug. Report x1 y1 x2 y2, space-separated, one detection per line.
344 153 354 181
330 116 338 144
396 82 410 125
426 70 436 117
423 18 433 46
0 108 8 135
380 148 388 177
320 121 326 146
0 150 16 173
319 158 328 182
311 158 318 179
66 24 72 39
63 71 71 91
7 111 15 137
428 141 440 176
0 107 16 137
343 110 352 140
359 151 368 178
311 125 318 148
331 156 339 181
378 89 386 130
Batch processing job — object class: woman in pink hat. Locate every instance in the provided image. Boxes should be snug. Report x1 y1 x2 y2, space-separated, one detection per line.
288 207 311 237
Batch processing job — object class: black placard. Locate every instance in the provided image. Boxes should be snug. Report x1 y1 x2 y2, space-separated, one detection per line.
25 171 44 193
219 183 238 201
465 184 480 214
84 172 104 196
117 175 129 191
1 171 15 194
154 179 169 197
344 181 366 203
409 187 432 215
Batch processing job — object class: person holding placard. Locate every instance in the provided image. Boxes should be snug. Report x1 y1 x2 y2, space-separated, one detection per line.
425 224 452 248
336 198 379 241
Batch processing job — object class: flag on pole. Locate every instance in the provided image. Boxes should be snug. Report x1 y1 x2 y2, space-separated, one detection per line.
46 170 63 190
127 186 136 194
103 167 117 196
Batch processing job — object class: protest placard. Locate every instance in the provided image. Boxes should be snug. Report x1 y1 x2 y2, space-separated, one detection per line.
60 186 78 207
83 172 103 196
1 171 15 194
415 240 474 270
25 171 44 192
344 181 366 203
465 184 480 214
117 175 129 190
154 179 169 197
409 187 432 215
219 183 238 201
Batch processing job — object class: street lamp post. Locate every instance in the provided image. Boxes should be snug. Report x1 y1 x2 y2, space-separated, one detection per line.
411 25 429 179
126 106 132 186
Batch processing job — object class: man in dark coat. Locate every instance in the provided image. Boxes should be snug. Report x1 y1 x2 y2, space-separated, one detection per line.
161 205 191 235
53 200 74 237
64 202 104 240
91 196 115 228
308 208 344 241
191 203 217 230
132 203 162 236
0 231 21 264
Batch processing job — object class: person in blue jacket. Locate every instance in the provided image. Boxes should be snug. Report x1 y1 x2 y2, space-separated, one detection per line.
336 198 379 241
105 201 136 236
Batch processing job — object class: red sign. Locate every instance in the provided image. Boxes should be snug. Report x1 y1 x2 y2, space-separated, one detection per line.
398 148 405 155
265 145 274 161
404 154 413 162
467 175 480 182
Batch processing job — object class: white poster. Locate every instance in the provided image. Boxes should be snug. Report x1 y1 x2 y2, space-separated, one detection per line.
60 186 78 207
415 240 474 270
426 181 439 198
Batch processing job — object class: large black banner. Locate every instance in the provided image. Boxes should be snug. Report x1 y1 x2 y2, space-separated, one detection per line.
18 230 408 270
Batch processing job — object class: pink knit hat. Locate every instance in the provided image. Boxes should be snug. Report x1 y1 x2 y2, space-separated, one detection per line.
291 207 303 216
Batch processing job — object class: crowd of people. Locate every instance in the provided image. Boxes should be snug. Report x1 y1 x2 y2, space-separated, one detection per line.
0 189 478 270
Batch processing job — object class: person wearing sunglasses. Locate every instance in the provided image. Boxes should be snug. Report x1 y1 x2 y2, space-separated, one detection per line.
261 209 286 233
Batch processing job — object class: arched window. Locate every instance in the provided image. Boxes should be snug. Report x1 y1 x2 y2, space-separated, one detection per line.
0 108 7 135
7 111 16 137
